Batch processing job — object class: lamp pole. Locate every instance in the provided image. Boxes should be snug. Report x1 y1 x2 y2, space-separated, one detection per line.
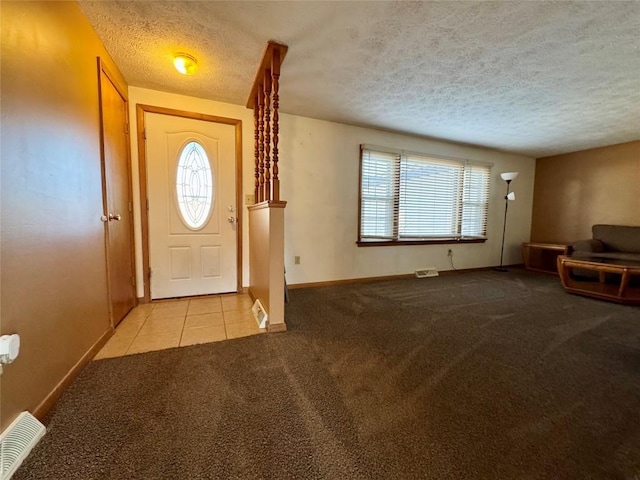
496 179 512 272
495 171 518 272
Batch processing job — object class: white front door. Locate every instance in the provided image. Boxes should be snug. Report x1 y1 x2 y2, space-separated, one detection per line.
146 113 237 299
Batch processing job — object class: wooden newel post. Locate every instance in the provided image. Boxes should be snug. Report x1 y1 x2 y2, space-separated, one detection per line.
271 49 281 201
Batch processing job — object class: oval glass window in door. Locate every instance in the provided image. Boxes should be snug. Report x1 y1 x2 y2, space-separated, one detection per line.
176 140 214 229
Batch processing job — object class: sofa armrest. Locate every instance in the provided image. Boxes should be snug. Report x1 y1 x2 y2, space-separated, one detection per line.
572 239 605 253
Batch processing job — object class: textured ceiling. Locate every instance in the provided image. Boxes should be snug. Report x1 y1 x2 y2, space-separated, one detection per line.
79 1 640 158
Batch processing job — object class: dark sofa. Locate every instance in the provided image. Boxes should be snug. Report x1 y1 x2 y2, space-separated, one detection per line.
572 224 640 263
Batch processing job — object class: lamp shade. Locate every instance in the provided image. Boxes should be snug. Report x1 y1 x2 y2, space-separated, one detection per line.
500 172 519 182
506 192 516 201
174 53 198 75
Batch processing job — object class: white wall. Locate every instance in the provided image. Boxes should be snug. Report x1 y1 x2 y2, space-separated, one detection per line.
280 115 535 284
128 87 535 295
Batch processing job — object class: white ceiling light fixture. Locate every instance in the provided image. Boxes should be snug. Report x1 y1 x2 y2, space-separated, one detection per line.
173 53 198 75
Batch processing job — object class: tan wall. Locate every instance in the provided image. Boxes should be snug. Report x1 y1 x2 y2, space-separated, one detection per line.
531 141 640 244
0 2 123 429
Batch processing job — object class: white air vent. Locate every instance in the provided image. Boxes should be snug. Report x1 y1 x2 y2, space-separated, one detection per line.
415 267 439 278
251 299 268 329
1 412 46 480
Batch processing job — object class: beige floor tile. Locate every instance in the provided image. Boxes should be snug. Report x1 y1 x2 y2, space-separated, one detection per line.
223 309 255 325
185 312 225 329
132 303 154 313
180 325 227 346
225 321 264 340
222 295 253 312
149 304 188 320
126 331 181 355
113 317 145 339
153 299 189 309
188 298 223 315
94 336 135 360
138 316 185 336
122 309 151 324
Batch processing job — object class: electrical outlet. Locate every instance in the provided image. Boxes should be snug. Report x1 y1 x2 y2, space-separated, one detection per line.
294 256 301 265
447 249 453 257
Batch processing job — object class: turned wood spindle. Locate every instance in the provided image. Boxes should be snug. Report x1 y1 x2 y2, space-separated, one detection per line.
257 88 265 203
263 71 272 202
271 49 281 201
253 99 259 202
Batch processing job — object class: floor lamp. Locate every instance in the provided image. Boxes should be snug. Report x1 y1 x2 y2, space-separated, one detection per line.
495 171 519 272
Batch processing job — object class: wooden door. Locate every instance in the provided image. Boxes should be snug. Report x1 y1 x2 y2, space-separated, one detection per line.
145 113 237 299
98 62 136 326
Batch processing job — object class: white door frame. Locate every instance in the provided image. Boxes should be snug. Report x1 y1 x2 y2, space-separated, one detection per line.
136 104 243 302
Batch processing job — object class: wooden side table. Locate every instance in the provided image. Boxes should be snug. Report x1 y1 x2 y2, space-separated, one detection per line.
522 243 569 275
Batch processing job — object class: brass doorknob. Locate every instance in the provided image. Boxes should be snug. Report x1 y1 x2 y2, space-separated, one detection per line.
108 213 122 221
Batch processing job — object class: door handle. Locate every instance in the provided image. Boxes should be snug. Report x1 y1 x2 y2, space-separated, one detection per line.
109 213 122 221
228 216 236 224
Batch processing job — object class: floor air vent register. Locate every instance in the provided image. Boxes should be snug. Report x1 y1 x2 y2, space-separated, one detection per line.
415 267 439 278
1 412 46 480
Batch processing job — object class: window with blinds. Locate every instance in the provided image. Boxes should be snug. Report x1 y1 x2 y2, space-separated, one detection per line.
359 146 491 243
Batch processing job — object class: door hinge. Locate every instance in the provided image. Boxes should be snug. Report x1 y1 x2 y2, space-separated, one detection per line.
148 268 152 279
143 128 146 140
124 122 129 134
128 200 133 212
146 198 150 211
130 276 135 287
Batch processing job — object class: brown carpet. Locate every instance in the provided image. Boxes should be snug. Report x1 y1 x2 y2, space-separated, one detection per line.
14 269 640 479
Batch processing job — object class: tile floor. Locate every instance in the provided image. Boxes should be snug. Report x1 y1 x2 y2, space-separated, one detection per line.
94 293 264 360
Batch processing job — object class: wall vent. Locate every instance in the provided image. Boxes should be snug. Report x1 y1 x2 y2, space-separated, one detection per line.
415 267 439 278
251 299 268 329
1 412 46 480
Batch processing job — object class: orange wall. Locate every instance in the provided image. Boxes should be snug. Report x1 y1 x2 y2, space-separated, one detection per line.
0 2 124 429
531 141 640 244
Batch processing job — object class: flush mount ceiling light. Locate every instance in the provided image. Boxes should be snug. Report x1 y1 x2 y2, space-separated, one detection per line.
173 53 198 75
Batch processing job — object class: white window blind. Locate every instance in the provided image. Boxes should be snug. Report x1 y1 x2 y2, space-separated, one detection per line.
359 146 491 242
360 149 400 239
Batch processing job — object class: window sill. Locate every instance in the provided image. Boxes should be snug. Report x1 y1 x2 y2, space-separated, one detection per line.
356 238 487 247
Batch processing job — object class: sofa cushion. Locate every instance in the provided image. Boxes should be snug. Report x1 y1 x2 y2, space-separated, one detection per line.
572 239 604 253
572 251 640 264
592 224 640 253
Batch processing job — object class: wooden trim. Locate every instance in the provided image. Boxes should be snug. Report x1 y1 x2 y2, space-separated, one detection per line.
357 238 487 247
267 322 287 333
97 58 128 101
247 200 288 211
246 41 289 108
33 328 113 422
136 104 244 301
289 273 416 290
287 267 503 290
136 104 151 303
235 121 243 293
